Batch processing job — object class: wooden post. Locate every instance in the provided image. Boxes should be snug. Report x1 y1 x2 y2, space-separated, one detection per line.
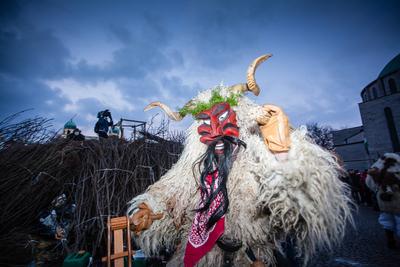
104 216 133 267
107 216 111 267
127 215 132 267
114 228 124 267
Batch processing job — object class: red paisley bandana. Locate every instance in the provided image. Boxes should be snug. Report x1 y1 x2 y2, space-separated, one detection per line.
184 171 225 267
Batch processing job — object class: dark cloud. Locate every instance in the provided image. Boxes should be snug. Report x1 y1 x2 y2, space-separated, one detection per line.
0 0 399 134
175 1 270 69
0 1 21 23
0 1 184 128
108 24 132 44
0 75 69 119
0 28 70 78
160 75 194 96
0 0 71 117
0 0 70 79
68 22 182 81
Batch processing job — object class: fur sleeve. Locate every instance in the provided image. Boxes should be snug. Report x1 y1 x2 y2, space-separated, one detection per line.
256 127 353 265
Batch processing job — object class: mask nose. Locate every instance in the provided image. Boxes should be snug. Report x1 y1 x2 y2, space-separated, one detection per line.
210 121 223 138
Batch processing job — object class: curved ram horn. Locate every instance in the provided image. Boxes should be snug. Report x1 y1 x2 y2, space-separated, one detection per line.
229 54 272 96
144 101 183 121
247 54 272 96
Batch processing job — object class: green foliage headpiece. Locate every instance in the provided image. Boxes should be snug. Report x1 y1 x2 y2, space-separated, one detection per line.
178 88 242 117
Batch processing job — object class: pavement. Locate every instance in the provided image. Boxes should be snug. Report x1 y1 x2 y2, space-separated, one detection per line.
309 205 400 267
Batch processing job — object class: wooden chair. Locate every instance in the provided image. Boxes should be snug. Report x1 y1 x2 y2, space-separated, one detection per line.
102 216 134 267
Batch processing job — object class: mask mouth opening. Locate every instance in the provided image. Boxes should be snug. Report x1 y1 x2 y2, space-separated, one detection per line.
208 136 247 156
215 140 225 154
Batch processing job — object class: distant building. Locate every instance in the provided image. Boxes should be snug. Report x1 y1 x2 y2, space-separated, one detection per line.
109 126 121 138
62 119 77 138
333 53 400 170
333 126 369 170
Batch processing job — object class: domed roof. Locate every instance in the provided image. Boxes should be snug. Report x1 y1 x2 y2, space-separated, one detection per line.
378 53 400 78
110 127 120 134
64 119 77 129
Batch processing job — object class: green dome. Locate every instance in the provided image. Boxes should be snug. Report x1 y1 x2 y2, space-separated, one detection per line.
110 127 120 134
64 119 77 129
378 53 400 78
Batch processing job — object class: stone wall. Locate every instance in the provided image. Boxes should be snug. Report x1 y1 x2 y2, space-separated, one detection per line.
334 142 371 170
359 92 400 158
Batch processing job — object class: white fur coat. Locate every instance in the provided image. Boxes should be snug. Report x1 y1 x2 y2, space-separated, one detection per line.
128 89 352 266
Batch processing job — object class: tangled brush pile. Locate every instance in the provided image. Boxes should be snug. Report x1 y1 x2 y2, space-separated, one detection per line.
0 116 183 265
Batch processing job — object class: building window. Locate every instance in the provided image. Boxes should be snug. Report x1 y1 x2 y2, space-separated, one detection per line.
372 87 377 98
384 107 400 152
389 78 397 94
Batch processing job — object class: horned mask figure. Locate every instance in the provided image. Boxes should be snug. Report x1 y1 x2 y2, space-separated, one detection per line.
128 55 352 267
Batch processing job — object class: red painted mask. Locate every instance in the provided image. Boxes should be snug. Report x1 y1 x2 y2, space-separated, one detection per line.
196 102 239 146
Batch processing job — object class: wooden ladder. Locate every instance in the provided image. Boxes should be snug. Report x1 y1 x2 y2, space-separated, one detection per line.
102 216 134 267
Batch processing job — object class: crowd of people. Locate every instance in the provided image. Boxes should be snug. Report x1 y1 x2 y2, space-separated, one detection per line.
342 169 375 208
342 154 400 250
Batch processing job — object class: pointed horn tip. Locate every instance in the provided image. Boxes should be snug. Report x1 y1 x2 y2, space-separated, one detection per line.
256 54 272 64
245 54 272 96
143 103 156 112
261 53 273 59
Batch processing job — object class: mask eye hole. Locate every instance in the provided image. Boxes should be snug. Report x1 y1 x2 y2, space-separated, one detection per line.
203 119 211 125
218 110 229 122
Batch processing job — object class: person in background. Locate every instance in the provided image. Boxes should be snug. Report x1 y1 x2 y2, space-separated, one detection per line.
94 109 113 138
349 169 361 204
67 129 85 141
360 169 372 206
366 153 400 249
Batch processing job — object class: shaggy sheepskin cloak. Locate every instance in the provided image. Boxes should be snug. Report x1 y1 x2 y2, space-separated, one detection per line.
128 84 352 267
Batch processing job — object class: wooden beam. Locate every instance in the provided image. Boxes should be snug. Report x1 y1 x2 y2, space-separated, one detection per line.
101 250 136 262
114 229 124 267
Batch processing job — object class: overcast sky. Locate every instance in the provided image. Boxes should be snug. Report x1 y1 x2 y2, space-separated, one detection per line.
1 0 399 135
